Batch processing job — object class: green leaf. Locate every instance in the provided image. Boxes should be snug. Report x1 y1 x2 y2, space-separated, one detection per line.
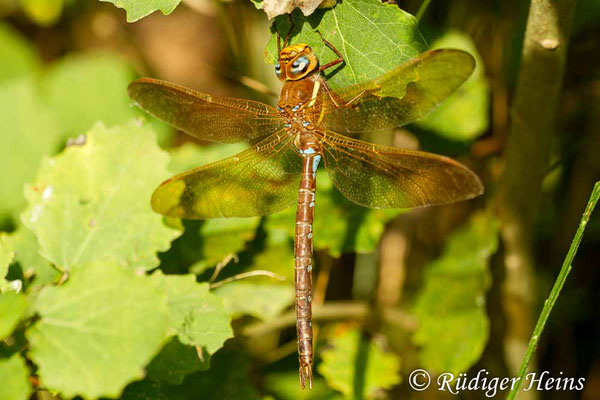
26 262 169 399
0 291 27 340
41 53 144 138
214 282 294 321
266 0 427 90
265 171 403 257
0 233 15 285
413 212 498 374
318 327 401 399
22 121 180 271
416 31 490 140
192 218 260 273
162 347 261 400
0 353 32 400
150 271 233 354
121 380 167 400
146 337 210 385
99 0 180 22
264 371 344 400
0 23 40 83
252 238 295 280
7 226 58 286
0 78 61 223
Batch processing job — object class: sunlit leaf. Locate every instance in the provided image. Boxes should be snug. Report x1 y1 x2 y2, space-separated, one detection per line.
0 23 40 83
150 271 233 354
22 121 180 271
0 291 26 340
41 53 151 138
7 226 58 286
0 78 61 223
99 0 180 22
416 31 490 140
0 353 32 400
0 233 14 285
266 0 427 90
318 327 401 398
413 212 498 374
214 282 294 321
20 0 64 26
26 262 169 399
146 337 209 385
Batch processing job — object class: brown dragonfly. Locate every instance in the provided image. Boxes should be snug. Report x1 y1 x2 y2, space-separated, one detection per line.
128 31 483 389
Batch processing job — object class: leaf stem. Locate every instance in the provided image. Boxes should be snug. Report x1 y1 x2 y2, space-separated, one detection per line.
506 181 600 400
415 0 432 22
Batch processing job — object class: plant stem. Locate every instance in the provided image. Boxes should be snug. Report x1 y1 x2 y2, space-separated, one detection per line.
241 301 417 337
415 0 432 22
506 182 600 400
498 0 576 381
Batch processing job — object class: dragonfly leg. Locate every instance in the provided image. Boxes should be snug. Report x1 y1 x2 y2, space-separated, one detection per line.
316 30 344 72
283 14 295 48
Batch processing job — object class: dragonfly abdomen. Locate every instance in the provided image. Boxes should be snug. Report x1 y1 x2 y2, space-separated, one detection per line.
294 142 321 389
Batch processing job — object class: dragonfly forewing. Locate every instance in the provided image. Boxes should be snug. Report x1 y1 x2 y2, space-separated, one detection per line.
128 78 286 143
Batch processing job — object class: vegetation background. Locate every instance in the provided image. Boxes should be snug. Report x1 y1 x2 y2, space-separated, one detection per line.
0 0 598 399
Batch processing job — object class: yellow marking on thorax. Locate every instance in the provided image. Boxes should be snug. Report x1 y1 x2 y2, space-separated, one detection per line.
306 80 321 108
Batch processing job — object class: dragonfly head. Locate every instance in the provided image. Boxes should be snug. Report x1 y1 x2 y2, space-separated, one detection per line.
276 44 318 81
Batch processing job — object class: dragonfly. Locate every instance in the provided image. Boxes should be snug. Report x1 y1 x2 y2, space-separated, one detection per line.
128 30 483 389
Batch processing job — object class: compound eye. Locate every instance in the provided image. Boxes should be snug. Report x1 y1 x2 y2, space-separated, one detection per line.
291 56 310 73
275 61 281 76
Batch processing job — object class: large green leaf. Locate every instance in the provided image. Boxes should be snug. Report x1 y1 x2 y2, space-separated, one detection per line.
214 282 294 321
0 353 32 400
413 212 498 374
266 0 427 90
265 170 402 257
146 337 210 385
0 78 61 223
99 0 180 22
22 121 180 271
318 327 401 399
416 31 490 140
0 233 14 285
0 23 40 83
41 53 157 139
26 262 169 399
6 226 58 287
0 291 26 340
150 271 233 354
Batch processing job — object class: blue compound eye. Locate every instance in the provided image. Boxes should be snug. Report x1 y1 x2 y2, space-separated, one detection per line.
291 56 309 73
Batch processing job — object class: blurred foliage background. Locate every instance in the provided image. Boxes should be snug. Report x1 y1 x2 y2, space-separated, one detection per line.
0 0 599 399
